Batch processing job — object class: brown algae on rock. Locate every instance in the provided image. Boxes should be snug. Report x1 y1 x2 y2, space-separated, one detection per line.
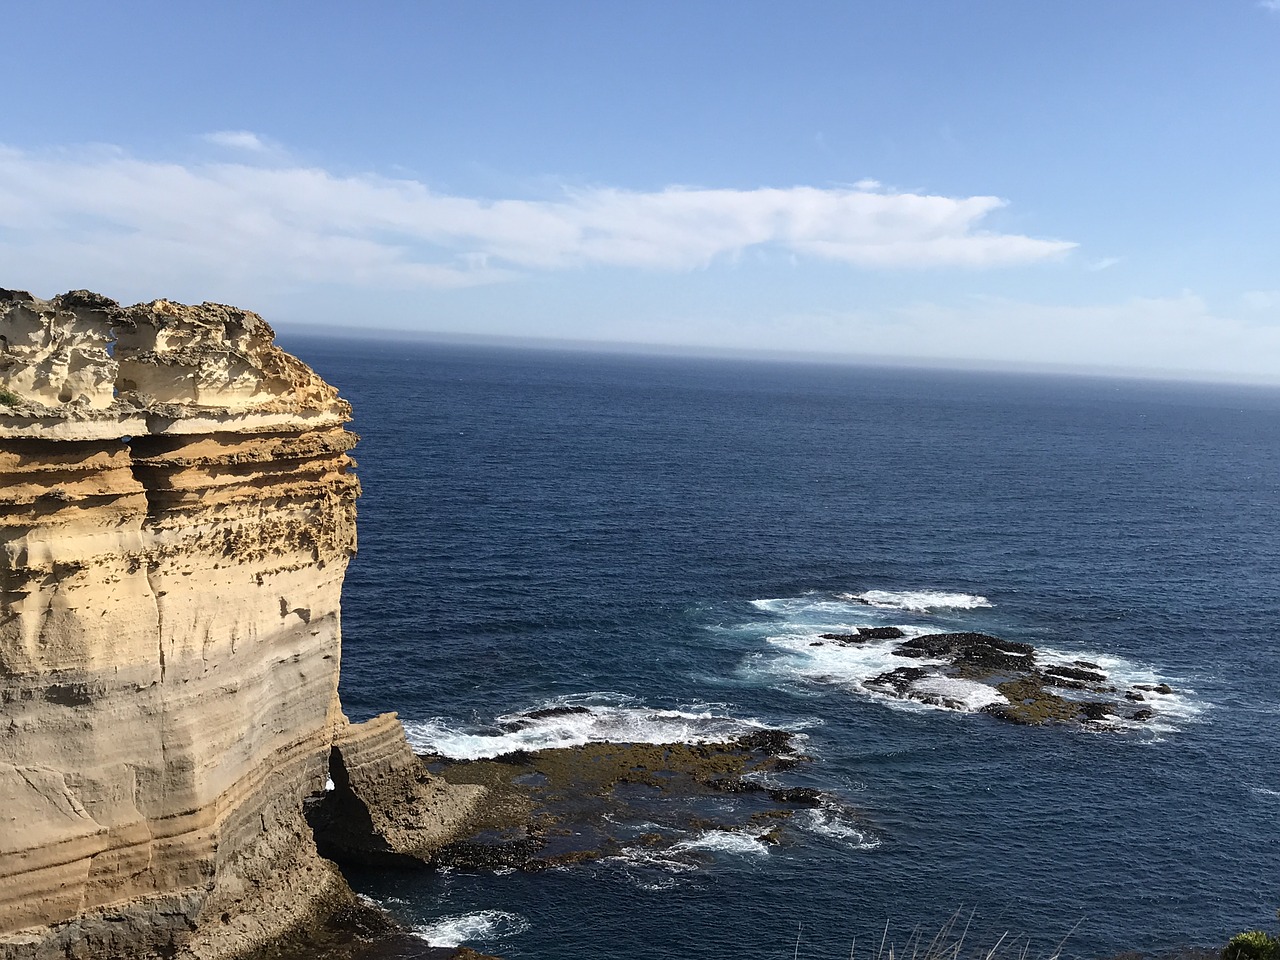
417 732 842 871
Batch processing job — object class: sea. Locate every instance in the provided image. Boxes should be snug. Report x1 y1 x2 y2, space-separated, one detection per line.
282 332 1279 960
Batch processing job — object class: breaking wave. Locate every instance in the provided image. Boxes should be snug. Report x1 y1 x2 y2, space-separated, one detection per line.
846 589 993 612
797 807 881 850
671 829 772 857
412 910 529 948
403 694 776 759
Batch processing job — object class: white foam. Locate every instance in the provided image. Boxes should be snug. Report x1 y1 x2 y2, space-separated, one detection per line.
1251 787 1280 801
798 808 881 850
745 632 944 700
1036 646 1207 724
751 596 877 618
403 697 774 760
848 590 993 612
911 675 1009 711
671 829 771 857
412 910 529 948
608 845 702 875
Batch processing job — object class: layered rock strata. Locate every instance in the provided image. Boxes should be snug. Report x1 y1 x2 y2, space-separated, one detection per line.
0 290 479 959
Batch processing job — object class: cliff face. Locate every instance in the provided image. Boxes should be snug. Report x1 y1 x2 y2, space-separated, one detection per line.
0 291 477 959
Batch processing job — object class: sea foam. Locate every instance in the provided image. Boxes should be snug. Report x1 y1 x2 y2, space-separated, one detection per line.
412 910 529 948
403 696 776 760
846 589 993 612
671 829 772 857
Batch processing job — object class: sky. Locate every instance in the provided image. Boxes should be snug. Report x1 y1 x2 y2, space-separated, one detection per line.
2 1 1278 382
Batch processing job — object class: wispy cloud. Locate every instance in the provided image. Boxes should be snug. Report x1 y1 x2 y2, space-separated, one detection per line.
201 130 276 153
1086 256 1121 272
0 142 1074 298
1260 0 1280 12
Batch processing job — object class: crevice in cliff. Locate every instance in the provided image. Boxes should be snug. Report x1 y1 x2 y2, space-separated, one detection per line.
145 562 166 683
304 746 408 868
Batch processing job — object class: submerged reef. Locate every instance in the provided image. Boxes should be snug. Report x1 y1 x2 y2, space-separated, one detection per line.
0 290 481 959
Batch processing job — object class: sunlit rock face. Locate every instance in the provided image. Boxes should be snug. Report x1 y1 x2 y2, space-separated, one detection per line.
0 291 476 959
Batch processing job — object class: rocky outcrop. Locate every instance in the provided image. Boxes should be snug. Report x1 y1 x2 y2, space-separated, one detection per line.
0 290 479 959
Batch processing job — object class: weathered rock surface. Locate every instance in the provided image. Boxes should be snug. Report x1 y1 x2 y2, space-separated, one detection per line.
0 290 479 959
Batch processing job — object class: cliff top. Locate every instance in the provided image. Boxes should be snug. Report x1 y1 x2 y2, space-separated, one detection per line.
0 289 349 440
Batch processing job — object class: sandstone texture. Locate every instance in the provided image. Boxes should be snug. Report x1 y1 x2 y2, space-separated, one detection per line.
0 290 480 959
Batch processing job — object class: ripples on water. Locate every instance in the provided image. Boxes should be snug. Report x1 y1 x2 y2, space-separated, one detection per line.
286 334 1280 960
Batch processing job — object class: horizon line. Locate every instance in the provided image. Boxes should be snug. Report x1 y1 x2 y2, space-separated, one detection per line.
272 320 1280 392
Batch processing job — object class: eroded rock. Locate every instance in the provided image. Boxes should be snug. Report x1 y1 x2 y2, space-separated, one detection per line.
0 291 480 959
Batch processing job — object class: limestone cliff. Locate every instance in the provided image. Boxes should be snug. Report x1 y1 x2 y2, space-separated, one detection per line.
0 290 480 959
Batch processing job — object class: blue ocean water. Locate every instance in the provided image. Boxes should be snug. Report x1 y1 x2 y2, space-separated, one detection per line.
285 334 1280 960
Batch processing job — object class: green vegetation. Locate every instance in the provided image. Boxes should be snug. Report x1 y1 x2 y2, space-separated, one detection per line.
1224 928 1280 960
0 387 19 407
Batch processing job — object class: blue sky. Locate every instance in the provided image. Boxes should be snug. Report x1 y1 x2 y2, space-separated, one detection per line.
3 1 1279 381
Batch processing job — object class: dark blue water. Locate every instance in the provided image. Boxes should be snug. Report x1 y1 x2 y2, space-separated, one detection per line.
284 334 1280 960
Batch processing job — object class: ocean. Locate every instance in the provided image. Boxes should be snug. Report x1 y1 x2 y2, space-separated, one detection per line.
283 333 1280 960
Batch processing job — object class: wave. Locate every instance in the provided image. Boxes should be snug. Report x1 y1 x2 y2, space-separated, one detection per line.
412 910 529 948
797 807 881 850
403 695 777 759
671 829 772 857
846 589 993 612
749 588 990 624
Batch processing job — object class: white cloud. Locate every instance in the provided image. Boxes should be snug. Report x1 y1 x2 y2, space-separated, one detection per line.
202 130 274 153
1086 256 1121 272
1260 0 1280 12
0 142 1074 299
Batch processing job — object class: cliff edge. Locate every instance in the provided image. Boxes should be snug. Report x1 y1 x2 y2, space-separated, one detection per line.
0 290 481 959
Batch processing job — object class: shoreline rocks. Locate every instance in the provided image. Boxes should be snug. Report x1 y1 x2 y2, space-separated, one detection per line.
413 732 838 874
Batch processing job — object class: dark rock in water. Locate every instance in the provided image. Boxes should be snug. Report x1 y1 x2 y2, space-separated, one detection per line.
830 625 1173 734
1045 663 1108 684
430 837 544 871
734 728 796 756
767 787 825 807
706 777 767 794
1131 709 1155 722
1041 674 1088 691
499 705 592 731
493 749 537 765
523 705 592 720
1136 683 1175 696
865 666 930 694
809 641 824 646
894 632 1035 674
1080 702 1117 722
858 626 906 639
817 627 904 643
